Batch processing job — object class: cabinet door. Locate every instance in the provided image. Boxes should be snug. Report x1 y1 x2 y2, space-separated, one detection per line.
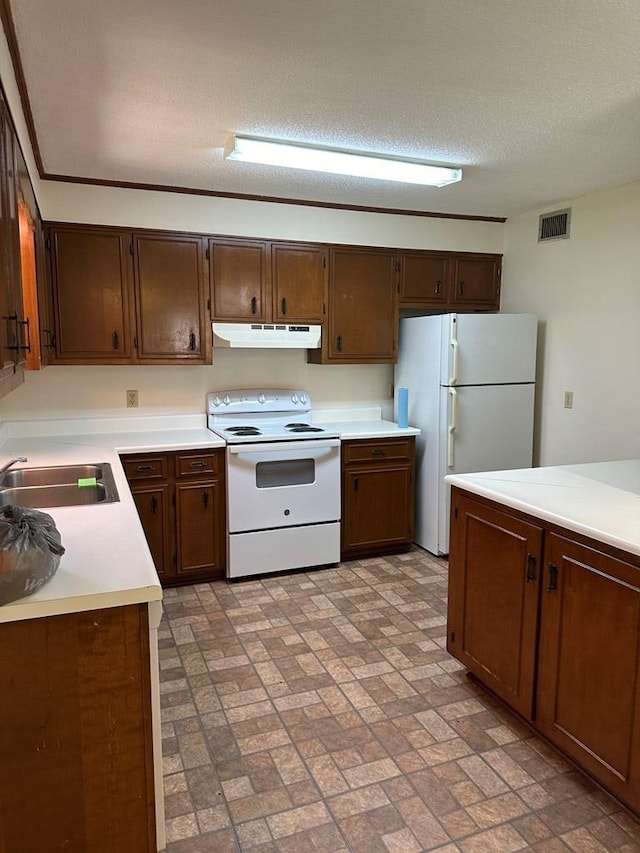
131 484 172 581
175 479 225 579
0 102 24 379
271 242 326 322
536 533 640 809
450 254 501 309
447 490 543 719
210 238 268 321
342 463 413 557
48 226 133 361
399 251 449 306
322 247 398 363
133 233 208 362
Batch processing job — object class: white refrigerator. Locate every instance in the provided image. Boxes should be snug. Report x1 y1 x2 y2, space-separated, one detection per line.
395 313 537 556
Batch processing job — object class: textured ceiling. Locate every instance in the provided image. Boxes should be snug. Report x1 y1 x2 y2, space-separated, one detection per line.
8 0 640 217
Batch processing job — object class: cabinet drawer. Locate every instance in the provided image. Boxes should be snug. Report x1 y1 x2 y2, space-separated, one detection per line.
175 451 221 478
343 439 412 464
122 454 168 481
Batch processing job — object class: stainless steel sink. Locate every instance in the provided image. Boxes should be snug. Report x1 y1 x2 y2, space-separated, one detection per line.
2 464 105 487
0 462 119 508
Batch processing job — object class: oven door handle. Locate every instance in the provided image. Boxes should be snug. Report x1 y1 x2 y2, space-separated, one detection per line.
228 438 341 454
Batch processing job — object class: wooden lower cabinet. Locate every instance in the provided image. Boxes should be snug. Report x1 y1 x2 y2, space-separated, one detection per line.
341 437 415 559
448 487 640 815
123 448 226 585
0 605 156 852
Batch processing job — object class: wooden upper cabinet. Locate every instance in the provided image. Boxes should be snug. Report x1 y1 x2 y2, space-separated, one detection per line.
271 243 326 323
48 226 133 361
449 254 501 308
310 246 398 364
399 251 449 307
209 238 268 321
133 233 208 362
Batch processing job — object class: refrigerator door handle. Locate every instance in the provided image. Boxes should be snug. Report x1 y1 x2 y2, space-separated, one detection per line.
449 338 459 385
447 387 458 468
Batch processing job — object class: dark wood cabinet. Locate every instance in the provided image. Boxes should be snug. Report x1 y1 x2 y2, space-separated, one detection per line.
271 242 326 323
46 224 210 364
309 246 398 364
0 604 156 852
48 225 134 361
209 238 268 321
209 238 326 325
448 490 543 718
341 437 415 559
449 254 501 308
122 448 226 585
448 487 640 815
536 532 640 809
400 250 501 311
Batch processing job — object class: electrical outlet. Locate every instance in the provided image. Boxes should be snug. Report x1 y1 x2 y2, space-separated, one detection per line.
564 391 574 409
126 389 139 408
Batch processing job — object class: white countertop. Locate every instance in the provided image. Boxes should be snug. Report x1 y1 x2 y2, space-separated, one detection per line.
446 459 640 557
0 411 418 623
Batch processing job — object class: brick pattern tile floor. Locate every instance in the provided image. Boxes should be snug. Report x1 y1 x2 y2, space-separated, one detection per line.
159 548 640 852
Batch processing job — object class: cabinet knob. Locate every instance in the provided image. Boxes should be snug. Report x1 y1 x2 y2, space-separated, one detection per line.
526 554 536 583
459 281 465 295
202 492 209 509
547 563 559 591
112 331 119 350
435 280 442 294
281 297 287 315
251 296 258 315
336 335 343 352
189 332 197 351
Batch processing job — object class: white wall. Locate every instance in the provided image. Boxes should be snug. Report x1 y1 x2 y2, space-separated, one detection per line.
501 181 640 466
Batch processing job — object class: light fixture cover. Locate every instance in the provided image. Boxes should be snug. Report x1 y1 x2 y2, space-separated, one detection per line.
224 136 462 187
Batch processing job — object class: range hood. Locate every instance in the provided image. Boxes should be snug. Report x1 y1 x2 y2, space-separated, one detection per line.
212 322 322 349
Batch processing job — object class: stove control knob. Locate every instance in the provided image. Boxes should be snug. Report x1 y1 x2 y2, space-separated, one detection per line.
223 394 231 406
299 393 308 404
258 393 266 404
211 395 222 407
291 393 298 404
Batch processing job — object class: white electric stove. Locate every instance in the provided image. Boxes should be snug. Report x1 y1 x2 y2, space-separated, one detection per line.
206 389 341 578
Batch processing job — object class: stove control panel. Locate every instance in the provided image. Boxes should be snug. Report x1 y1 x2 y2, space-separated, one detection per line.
206 388 312 415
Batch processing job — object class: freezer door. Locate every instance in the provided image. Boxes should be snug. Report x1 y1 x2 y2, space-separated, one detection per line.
437 383 535 554
440 313 538 386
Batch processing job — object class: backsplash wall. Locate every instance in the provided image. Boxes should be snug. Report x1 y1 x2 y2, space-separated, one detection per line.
0 351 393 421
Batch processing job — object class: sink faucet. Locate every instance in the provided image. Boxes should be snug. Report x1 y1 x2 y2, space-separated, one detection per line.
0 456 28 479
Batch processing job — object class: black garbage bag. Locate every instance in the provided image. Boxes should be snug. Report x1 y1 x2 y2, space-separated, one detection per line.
0 505 65 605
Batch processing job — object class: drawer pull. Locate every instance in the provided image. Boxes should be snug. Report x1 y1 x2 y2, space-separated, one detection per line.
435 280 442 294
281 297 287 315
136 465 155 473
372 448 386 457
189 332 197 351
202 492 209 509
354 476 359 493
150 496 157 514
251 296 258 315
112 331 119 350
336 335 343 352
188 461 206 469
547 563 559 592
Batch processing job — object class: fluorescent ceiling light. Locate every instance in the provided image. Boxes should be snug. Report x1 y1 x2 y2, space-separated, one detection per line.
224 136 462 187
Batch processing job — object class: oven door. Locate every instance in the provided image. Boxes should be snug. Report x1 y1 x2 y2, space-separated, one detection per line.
227 438 341 533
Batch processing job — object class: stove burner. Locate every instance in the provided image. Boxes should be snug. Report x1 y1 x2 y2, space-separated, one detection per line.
286 424 324 433
225 426 262 436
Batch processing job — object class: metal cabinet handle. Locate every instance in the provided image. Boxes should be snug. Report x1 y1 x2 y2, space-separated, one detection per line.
251 296 258 315
435 280 442 294
3 313 18 351
112 331 119 350
189 332 197 351
372 448 386 457
354 476 359 493
547 563 559 592
136 465 155 473
150 496 157 514
459 281 465 295
281 297 287 315
188 460 206 469
202 491 209 509
336 335 343 352
17 318 31 352
42 328 55 350
526 554 537 583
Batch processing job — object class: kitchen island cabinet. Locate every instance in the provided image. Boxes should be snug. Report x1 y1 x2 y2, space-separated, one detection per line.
122 447 226 585
446 463 640 817
341 436 415 559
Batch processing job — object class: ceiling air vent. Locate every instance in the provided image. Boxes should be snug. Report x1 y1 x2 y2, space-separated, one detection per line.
538 208 571 242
